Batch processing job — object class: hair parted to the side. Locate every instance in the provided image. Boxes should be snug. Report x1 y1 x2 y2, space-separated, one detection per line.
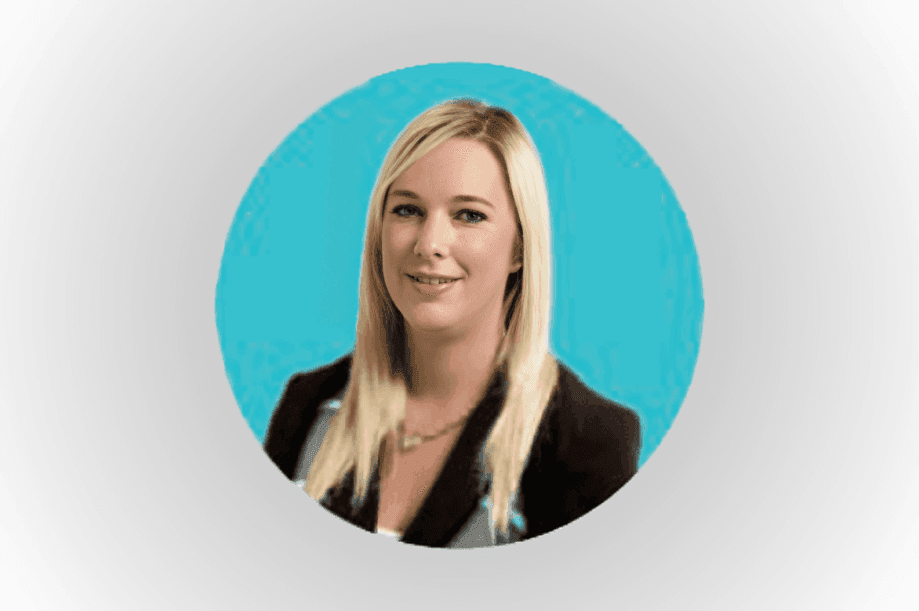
304 99 559 534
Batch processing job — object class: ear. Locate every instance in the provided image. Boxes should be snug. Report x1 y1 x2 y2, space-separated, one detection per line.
510 235 523 273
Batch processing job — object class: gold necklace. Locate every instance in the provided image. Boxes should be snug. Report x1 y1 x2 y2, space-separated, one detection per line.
397 409 474 452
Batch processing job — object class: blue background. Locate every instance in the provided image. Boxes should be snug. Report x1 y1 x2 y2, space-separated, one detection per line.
215 63 704 467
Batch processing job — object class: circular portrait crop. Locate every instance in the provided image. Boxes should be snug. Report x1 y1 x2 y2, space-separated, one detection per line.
216 63 704 548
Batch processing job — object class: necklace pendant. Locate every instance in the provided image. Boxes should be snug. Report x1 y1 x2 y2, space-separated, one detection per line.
400 435 422 451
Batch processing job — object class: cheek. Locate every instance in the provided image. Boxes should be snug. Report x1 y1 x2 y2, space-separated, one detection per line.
384 223 414 255
382 224 414 284
468 230 517 271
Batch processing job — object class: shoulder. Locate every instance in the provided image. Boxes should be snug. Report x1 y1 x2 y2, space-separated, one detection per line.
519 361 641 538
263 353 352 478
278 353 353 404
547 363 641 469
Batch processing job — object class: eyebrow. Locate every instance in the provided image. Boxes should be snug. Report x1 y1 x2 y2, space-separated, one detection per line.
388 189 495 210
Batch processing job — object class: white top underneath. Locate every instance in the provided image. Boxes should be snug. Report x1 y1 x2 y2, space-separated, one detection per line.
376 527 402 539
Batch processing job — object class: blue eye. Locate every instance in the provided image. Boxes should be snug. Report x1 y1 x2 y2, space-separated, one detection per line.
391 204 421 217
459 209 487 224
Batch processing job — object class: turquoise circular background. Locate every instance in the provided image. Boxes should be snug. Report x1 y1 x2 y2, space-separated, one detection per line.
216 63 703 468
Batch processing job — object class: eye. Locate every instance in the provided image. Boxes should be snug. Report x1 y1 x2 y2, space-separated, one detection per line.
390 204 421 218
458 209 487 224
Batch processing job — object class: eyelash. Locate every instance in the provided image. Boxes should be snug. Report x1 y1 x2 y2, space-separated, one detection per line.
390 204 487 224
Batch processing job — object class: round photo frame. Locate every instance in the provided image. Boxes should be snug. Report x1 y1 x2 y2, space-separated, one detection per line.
216 62 704 469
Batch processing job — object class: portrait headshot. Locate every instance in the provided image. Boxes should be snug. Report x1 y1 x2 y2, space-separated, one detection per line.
216 63 704 548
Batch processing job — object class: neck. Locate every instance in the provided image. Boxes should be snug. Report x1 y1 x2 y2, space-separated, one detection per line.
405 317 505 407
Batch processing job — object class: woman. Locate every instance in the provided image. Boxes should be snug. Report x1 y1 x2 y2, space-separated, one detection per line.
264 99 641 547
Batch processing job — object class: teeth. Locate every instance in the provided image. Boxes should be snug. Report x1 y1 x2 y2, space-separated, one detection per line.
411 275 458 285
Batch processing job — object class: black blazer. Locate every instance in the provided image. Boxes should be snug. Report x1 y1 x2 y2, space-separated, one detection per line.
264 354 641 546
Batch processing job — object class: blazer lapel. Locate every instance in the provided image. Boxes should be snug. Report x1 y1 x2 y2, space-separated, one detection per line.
320 468 381 534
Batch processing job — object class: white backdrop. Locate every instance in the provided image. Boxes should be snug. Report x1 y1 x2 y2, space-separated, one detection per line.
1 2 917 609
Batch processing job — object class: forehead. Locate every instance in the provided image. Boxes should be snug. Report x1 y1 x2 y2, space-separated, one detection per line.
390 138 510 204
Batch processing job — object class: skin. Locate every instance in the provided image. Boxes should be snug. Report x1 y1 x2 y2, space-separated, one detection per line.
376 137 522 533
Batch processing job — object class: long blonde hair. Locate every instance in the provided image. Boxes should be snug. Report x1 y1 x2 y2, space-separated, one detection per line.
304 99 559 534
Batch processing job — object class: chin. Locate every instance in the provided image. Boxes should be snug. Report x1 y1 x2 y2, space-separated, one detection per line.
405 317 458 335
403 308 462 335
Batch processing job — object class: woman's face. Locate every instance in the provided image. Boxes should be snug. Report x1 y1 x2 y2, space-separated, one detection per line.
381 138 521 339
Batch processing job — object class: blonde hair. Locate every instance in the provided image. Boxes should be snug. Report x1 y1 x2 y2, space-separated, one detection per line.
304 99 559 534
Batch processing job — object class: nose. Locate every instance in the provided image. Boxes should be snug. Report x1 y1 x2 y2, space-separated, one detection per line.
413 211 453 259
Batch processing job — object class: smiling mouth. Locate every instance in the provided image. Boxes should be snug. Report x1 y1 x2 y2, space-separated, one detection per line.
407 274 460 286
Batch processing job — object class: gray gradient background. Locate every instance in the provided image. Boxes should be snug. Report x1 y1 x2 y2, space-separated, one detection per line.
1 1 917 609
